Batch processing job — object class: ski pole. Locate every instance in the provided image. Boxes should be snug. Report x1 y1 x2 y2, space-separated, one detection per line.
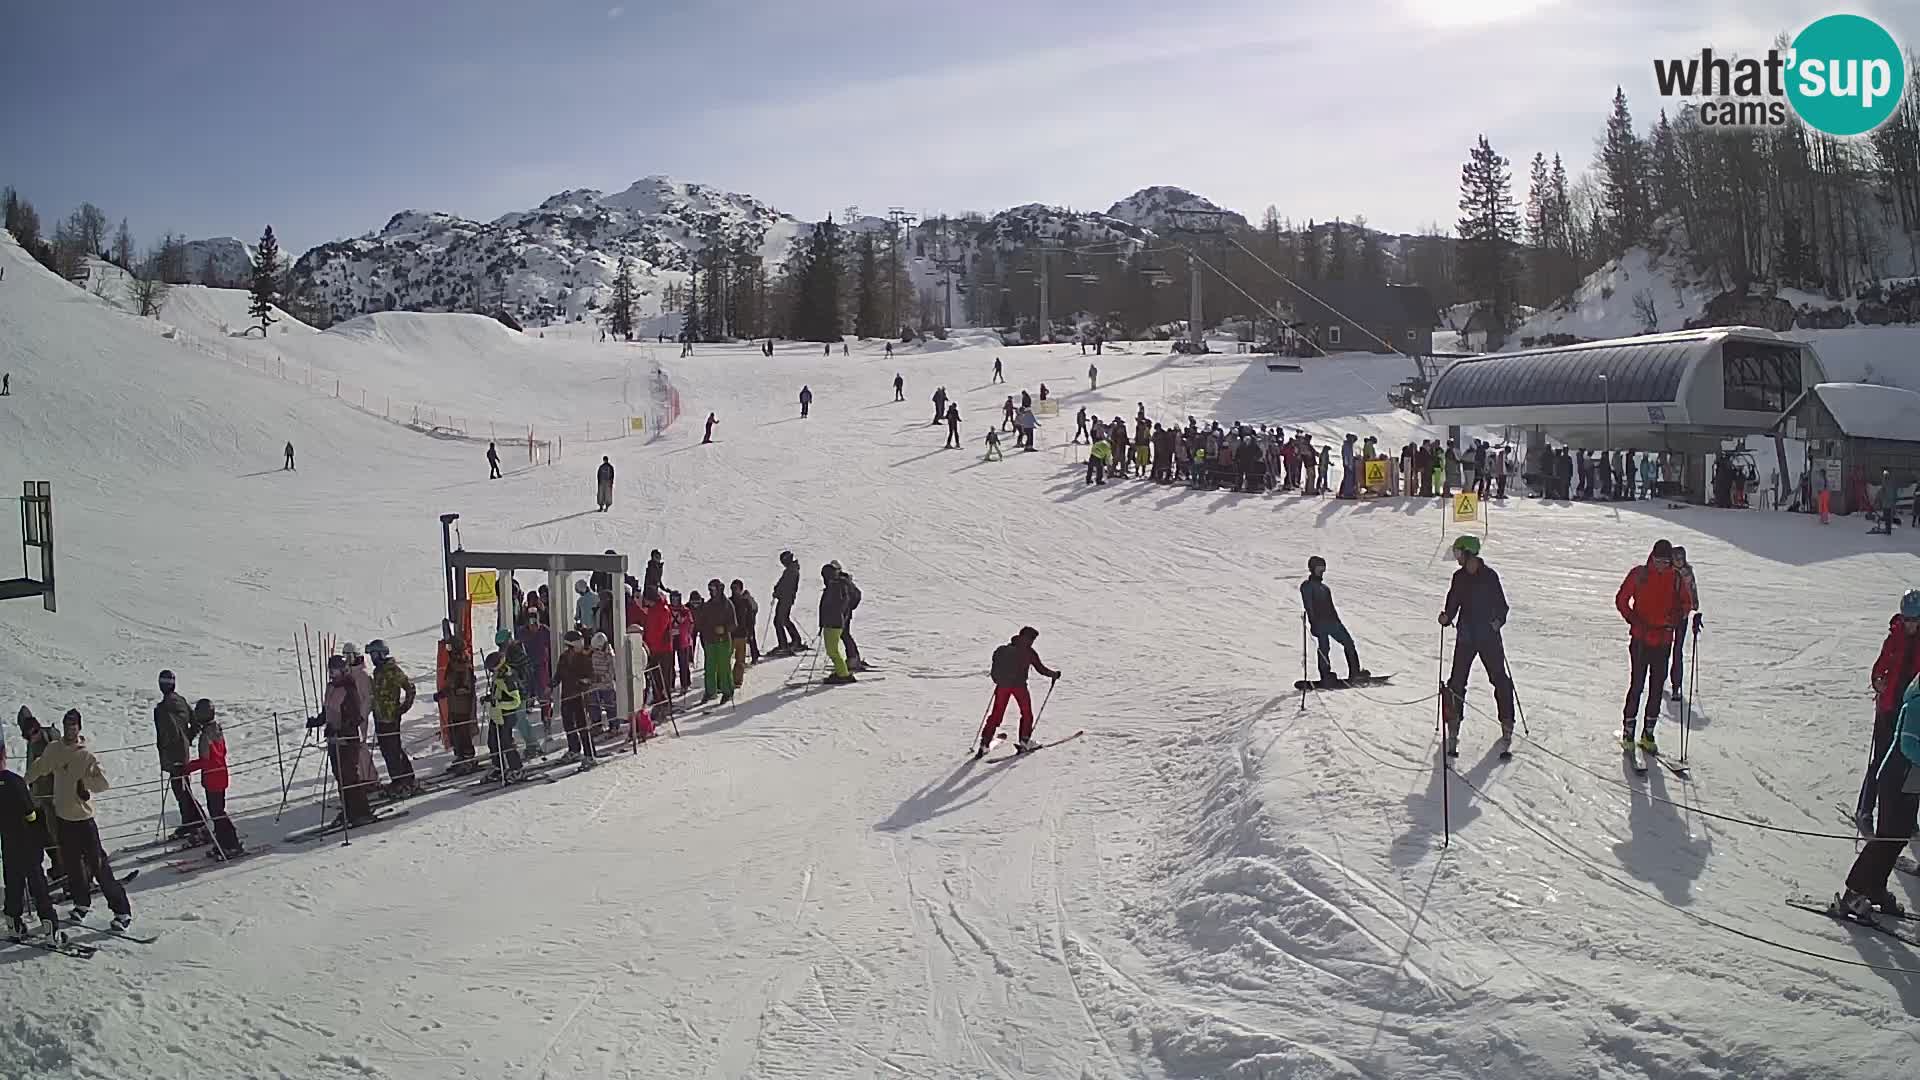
1299 613 1309 710
1032 678 1057 734
971 690 998 753
1438 627 1450 849
1504 656 1531 737
1682 619 1701 764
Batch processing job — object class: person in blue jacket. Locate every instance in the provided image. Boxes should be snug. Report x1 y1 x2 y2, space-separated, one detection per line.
1437 534 1514 757
1301 556 1366 685
1838 670 1920 924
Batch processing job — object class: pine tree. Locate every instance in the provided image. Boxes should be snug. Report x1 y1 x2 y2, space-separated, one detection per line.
607 256 638 340
112 218 134 270
854 232 883 338
1327 218 1348 279
789 218 845 341
1598 87 1652 254
1354 215 1384 283
248 226 281 335
683 267 701 343
1456 135 1522 346
1299 220 1321 278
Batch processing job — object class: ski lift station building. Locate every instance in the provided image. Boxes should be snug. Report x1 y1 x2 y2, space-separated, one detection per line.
1422 327 1830 500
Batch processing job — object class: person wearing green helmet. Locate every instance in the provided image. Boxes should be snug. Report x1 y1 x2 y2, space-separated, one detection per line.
1437 534 1514 757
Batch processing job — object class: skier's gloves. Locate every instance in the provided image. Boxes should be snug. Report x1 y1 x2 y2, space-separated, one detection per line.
1051 671 1061 681
1437 613 1452 627
306 714 326 730
1692 613 1703 632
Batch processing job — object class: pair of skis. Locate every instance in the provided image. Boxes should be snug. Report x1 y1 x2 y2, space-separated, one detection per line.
1784 893 1920 946
976 730 1086 764
284 808 411 844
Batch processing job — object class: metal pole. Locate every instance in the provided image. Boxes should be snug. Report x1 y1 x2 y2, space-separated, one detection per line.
1600 374 1611 497
1438 627 1450 849
439 514 460 630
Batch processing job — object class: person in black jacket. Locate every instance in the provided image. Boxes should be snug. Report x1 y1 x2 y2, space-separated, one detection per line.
1437 535 1515 756
1 738 59 939
644 550 665 597
817 565 855 684
596 456 615 511
977 627 1061 756
154 671 207 840
839 567 868 672
730 580 760 666
1301 556 1366 685
944 403 962 449
769 551 805 656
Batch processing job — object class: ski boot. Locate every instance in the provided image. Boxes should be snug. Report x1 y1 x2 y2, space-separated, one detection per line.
1499 720 1515 758
109 913 133 934
973 742 990 760
1637 726 1659 755
1621 721 1638 751
1871 889 1907 918
1016 739 1041 754
5 915 26 941
1348 668 1371 683
69 906 89 923
1316 672 1343 689
1836 888 1880 925
851 660 874 674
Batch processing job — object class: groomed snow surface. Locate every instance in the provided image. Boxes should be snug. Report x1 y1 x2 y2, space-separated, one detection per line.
3 230 1920 1079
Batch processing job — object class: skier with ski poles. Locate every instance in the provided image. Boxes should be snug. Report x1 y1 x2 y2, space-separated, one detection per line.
1668 545 1701 701
1834 667 1920 924
1613 539 1693 755
1 734 60 941
1437 535 1515 757
893 373 904 402
23 710 133 931
154 671 208 843
1301 556 1368 687
768 551 806 657
976 627 1061 757
1861 590 1920 833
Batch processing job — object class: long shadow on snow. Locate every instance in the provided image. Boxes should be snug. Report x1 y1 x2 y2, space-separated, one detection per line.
873 757 1017 833
1610 757 1710 906
1391 740 1505 868
675 677 817 738
518 509 600 530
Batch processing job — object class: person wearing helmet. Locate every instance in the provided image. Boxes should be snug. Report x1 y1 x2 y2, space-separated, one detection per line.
1614 539 1694 755
769 551 805 657
481 649 526 781
340 643 383 790
697 579 738 704
817 564 855 684
1301 556 1367 686
491 628 542 758
554 630 599 767
321 655 378 826
1667 546 1702 701
1860 589 1920 833
1437 535 1514 757
182 699 244 859
574 577 598 633
637 588 675 716
153 670 209 842
367 640 419 798
1838 646 1920 925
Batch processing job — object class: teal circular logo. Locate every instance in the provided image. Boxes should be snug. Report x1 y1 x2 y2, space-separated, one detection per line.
1787 15 1906 136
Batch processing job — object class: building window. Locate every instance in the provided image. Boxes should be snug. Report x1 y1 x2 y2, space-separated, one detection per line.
1328 325 1343 346
1405 328 1416 342
1722 340 1803 413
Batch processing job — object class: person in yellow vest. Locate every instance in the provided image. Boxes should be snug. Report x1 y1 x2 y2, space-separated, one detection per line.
1086 432 1112 486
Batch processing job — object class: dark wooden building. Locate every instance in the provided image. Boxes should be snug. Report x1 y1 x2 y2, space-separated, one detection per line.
1774 381 1920 515
1276 280 1436 355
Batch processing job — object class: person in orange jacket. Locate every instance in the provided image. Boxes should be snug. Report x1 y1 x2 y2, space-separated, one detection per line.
1614 538 1694 753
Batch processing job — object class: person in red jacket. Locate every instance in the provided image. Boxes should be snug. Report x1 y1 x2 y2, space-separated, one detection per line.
1614 539 1694 753
1859 590 1920 832
638 587 676 721
976 627 1061 757
183 700 244 859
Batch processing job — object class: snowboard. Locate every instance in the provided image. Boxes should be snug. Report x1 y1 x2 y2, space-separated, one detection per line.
1294 674 1395 691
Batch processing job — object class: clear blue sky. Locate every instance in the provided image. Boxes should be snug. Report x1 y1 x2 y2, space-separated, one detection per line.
2 0 1912 256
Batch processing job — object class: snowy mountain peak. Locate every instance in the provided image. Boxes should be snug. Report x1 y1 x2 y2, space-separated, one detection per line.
1105 186 1249 231
181 236 258 288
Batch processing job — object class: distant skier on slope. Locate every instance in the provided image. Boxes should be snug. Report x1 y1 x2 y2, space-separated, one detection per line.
1860 590 1920 834
817 565 855 685
769 551 805 657
284 442 295 471
487 442 501 479
1088 363 1098 390
976 627 1061 757
944 402 962 449
596 456 615 511
893 373 904 402
1301 556 1367 686
992 357 1004 384
1613 539 1692 755
1074 406 1089 445
1437 535 1515 757
800 385 813 418
932 386 948 425
703 413 717 444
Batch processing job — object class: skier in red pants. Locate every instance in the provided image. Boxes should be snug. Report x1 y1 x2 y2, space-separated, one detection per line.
976 627 1061 757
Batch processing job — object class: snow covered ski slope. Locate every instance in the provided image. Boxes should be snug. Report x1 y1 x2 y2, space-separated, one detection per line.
3 231 1920 1079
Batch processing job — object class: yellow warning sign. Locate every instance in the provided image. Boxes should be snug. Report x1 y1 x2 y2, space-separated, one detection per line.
629 416 647 433
1451 492 1480 522
467 571 498 605
1363 459 1388 489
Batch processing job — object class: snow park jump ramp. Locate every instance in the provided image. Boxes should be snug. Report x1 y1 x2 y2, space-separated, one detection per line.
3 230 1919 1078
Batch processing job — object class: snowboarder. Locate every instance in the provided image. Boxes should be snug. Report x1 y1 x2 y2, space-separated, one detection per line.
703 413 717 444
817 564 855 685
1074 406 1089 445
730 579 760 670
769 551 805 657
23 710 132 931
153 671 208 842
1861 590 1920 833
1 736 59 941
985 428 1004 461
183 699 244 857
932 386 948 425
1437 535 1515 757
1088 363 1098 390
284 442 296 471
487 442 501 479
1835 669 1920 924
800 385 813 418
1668 546 1701 699
977 627 1061 756
1614 539 1693 754
554 630 599 766
992 357 1004 384
367 640 418 797
893 373 904 402
1301 556 1366 685
945 402 962 449
1086 434 1112 486
697 579 738 704
596 456 615 511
